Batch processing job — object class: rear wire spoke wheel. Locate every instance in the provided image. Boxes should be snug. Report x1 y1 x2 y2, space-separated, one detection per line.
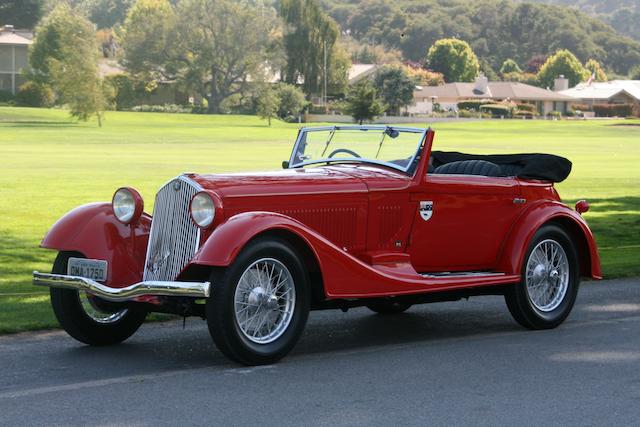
207 238 310 365
505 225 580 329
50 251 147 345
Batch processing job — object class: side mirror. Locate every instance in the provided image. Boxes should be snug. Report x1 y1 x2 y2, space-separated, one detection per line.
282 161 290 169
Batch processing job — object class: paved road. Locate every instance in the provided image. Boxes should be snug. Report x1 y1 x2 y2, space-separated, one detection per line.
1 278 639 426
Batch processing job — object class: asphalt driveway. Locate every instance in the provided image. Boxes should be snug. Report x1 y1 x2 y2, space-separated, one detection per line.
0 277 638 426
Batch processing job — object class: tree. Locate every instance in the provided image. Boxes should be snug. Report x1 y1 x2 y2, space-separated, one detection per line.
426 38 479 83
630 65 640 80
120 0 282 113
119 0 175 84
584 59 607 82
537 49 589 88
85 0 135 29
256 85 280 126
280 0 345 96
372 66 415 116
30 4 108 125
0 0 42 29
500 59 522 75
344 80 385 124
525 54 548 73
478 58 499 82
275 83 306 119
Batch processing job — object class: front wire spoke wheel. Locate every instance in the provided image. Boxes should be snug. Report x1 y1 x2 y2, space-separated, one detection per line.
233 258 296 345
78 292 129 324
525 239 569 312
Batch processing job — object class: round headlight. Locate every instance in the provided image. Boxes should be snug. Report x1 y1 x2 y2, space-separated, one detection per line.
190 192 215 228
112 187 143 224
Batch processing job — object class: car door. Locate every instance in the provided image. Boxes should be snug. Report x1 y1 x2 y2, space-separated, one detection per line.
408 174 523 272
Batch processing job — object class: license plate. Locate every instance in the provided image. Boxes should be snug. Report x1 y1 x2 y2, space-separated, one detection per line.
67 258 108 282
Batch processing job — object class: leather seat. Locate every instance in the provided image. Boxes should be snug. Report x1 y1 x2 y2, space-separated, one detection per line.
433 159 501 177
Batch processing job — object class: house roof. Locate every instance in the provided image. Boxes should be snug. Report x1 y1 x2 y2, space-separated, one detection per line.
98 60 126 78
559 80 640 102
0 26 33 46
415 81 576 102
348 64 379 83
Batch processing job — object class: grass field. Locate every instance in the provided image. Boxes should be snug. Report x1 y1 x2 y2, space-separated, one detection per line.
1 106 639 333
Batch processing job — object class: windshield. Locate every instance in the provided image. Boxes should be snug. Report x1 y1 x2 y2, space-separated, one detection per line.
288 126 427 174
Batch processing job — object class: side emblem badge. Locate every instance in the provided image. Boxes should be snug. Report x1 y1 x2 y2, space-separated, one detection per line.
419 201 433 221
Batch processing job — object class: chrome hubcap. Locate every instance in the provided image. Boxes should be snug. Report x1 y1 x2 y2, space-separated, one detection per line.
525 239 570 312
233 258 296 344
78 292 128 324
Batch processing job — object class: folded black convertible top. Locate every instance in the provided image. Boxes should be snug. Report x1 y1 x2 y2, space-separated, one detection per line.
430 151 572 183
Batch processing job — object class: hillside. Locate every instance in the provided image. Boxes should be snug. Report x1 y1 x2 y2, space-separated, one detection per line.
521 0 640 41
321 0 640 75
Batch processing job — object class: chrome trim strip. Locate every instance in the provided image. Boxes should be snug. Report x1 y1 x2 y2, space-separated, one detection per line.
33 271 210 302
420 272 506 278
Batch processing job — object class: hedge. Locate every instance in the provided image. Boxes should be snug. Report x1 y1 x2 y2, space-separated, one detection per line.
457 99 493 111
592 104 634 117
479 103 513 117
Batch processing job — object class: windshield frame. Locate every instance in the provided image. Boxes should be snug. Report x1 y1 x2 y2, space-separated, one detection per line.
287 125 428 175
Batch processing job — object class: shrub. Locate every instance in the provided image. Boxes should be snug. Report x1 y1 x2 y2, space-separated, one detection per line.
0 90 14 103
514 110 534 119
547 110 562 118
457 108 491 118
457 99 493 111
571 103 590 112
130 104 191 113
479 103 513 117
15 82 55 107
515 103 535 113
592 104 634 117
104 74 138 111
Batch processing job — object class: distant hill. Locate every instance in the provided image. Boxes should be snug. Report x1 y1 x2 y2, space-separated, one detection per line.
521 0 640 41
321 0 640 75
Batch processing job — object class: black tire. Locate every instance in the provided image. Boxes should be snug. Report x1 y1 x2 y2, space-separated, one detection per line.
366 300 412 314
206 237 310 365
504 225 580 330
50 251 147 346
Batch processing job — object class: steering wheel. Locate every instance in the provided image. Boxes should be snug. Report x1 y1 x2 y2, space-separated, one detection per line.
327 148 361 158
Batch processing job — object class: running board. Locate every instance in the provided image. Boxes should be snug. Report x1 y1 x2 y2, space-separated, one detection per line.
420 271 506 279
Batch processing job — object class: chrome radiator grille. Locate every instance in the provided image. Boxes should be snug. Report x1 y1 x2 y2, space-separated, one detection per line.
143 176 202 281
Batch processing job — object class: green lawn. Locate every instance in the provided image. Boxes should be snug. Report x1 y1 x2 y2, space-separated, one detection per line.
1 107 639 333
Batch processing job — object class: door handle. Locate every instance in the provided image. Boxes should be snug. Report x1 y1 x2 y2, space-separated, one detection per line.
513 198 527 204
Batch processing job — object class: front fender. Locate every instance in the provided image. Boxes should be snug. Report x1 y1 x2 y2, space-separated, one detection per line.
41 203 151 287
497 201 602 279
191 212 321 268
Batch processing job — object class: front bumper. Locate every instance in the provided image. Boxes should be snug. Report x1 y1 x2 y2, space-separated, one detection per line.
33 272 210 302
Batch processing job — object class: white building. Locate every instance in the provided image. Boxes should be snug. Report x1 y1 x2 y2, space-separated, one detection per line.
0 25 33 94
559 80 640 107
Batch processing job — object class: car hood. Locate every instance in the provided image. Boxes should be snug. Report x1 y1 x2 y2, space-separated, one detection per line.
189 165 411 198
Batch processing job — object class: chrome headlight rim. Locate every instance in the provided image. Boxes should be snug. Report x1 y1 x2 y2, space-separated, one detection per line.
112 187 144 224
190 191 215 228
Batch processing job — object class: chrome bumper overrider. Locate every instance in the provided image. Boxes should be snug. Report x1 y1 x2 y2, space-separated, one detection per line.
32 272 210 302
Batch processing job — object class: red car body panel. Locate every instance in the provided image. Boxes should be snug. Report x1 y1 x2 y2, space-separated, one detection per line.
39 128 602 300
40 203 151 289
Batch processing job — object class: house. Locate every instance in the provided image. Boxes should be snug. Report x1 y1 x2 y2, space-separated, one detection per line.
559 80 640 107
408 75 576 115
0 25 33 94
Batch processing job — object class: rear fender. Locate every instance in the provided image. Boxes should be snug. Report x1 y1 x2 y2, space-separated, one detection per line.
41 203 151 287
497 201 602 279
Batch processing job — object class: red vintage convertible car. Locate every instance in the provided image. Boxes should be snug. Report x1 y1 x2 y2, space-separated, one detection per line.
34 125 601 365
